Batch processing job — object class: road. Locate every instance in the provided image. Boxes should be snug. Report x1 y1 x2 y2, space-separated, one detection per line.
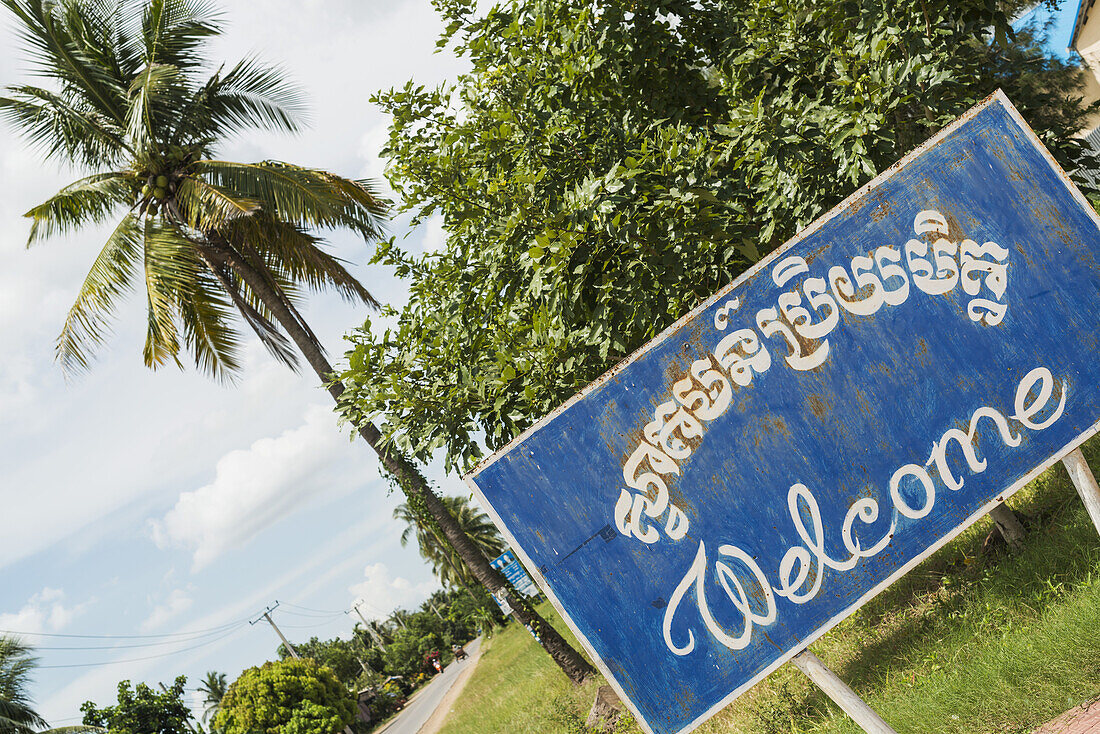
378 637 482 734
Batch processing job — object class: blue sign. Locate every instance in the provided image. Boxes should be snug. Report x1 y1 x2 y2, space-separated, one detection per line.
466 92 1100 734
490 549 539 598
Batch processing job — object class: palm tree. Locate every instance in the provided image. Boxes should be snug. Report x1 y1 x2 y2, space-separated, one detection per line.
396 496 505 588
0 637 46 734
196 671 226 725
0 0 592 684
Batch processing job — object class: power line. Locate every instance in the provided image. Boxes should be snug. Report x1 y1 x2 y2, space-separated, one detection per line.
29 626 251 651
36 627 243 670
349 598 388 617
279 602 346 615
0 616 250 640
276 619 346 630
278 609 345 619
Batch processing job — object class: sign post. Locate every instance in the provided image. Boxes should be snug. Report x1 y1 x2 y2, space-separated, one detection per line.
1062 448 1100 535
465 91 1100 734
790 651 897 734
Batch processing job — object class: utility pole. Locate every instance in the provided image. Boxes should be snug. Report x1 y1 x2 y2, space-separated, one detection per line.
356 656 381 684
251 602 299 658
429 601 444 620
349 602 387 652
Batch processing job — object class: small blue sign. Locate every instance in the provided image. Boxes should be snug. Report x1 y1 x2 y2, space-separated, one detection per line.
490 550 539 598
466 92 1100 734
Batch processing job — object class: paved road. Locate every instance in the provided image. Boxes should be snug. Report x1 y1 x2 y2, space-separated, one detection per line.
378 637 482 734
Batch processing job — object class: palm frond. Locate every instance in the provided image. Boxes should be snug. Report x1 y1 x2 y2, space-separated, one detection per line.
141 0 222 71
56 212 143 375
25 171 132 246
166 55 305 146
125 62 185 148
233 238 328 361
223 215 377 306
0 0 129 125
0 636 46 734
141 216 196 369
0 85 130 165
176 265 242 382
204 55 306 136
0 699 47 734
195 160 389 237
196 248 299 370
173 176 260 230
394 496 503 588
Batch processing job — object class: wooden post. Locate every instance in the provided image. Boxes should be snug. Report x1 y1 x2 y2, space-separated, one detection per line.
1062 447 1100 536
989 503 1026 550
790 650 898 734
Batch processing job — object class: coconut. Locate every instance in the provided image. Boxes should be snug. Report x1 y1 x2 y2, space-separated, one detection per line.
153 187 167 199
155 174 169 188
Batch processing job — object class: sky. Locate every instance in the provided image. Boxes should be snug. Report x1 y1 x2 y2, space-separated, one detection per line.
0 0 1089 726
0 0 466 724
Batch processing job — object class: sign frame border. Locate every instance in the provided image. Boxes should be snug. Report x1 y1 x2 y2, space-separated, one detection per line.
463 89 1100 734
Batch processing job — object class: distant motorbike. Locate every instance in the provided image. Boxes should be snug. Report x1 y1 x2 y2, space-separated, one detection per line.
452 646 468 661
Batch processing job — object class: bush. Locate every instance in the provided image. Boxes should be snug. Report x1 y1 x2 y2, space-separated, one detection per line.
214 658 355 734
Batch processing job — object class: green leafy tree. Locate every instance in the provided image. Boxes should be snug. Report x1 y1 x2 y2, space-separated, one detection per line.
196 672 227 726
214 659 354 734
0 0 591 684
338 0 1099 474
281 703 347 734
344 592 486 682
0 637 46 734
81 677 191 734
395 495 505 587
277 637 369 690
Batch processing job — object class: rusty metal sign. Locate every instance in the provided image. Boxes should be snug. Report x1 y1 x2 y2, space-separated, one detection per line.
465 91 1100 734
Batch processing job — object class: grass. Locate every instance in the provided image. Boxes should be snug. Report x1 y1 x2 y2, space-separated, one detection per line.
437 602 610 734
441 435 1100 734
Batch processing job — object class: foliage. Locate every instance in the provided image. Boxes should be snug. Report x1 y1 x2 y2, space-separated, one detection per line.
281 702 348 734
0 637 46 734
394 495 505 587
437 601 601 734
80 677 192 734
0 0 386 382
196 671 227 725
367 681 406 722
339 589 489 687
0 0 595 687
338 0 1099 473
214 659 354 734
277 636 371 691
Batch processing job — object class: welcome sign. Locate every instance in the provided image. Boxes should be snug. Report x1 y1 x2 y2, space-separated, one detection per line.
465 92 1100 734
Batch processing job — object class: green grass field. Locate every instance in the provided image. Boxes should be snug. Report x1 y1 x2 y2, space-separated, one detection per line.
441 436 1100 734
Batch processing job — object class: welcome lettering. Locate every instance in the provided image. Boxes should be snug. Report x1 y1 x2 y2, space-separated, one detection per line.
661 366 1066 655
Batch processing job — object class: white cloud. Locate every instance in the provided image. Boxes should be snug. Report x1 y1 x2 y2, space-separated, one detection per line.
358 122 394 196
348 563 437 620
419 215 447 254
150 404 374 570
0 588 87 634
141 589 194 632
